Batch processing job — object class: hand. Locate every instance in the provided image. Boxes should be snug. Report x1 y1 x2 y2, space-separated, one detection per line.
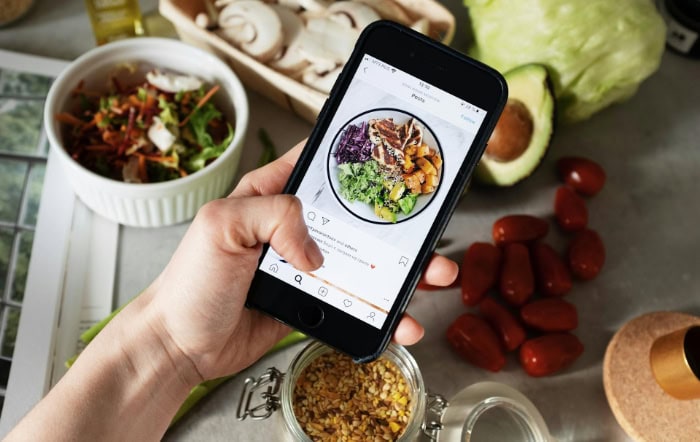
147 140 459 382
4 140 459 442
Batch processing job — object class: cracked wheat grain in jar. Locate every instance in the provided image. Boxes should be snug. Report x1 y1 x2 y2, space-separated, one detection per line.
237 341 554 441
282 343 425 441
237 342 426 441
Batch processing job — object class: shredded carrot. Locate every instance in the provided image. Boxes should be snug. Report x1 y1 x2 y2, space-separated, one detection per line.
178 168 188 178
56 112 86 126
179 84 220 127
142 154 176 163
137 153 148 183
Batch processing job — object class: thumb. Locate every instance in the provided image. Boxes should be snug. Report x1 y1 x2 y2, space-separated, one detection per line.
208 194 323 271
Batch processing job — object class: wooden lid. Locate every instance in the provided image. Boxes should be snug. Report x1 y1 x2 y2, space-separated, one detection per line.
603 311 700 441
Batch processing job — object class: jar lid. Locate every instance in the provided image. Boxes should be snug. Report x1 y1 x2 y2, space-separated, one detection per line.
437 381 553 442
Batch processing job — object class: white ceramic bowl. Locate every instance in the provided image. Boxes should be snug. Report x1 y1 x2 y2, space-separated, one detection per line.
44 37 249 227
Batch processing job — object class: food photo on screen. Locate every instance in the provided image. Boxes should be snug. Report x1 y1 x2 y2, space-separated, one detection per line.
327 109 443 224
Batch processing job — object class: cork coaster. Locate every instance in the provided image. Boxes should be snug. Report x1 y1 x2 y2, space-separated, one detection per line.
603 312 700 442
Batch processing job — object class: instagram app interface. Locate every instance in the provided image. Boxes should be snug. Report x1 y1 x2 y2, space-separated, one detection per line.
260 54 486 329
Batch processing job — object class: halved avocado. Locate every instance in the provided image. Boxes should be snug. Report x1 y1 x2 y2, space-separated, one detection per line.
475 64 555 186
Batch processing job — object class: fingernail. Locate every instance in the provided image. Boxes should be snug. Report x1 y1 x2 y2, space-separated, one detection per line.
304 236 324 268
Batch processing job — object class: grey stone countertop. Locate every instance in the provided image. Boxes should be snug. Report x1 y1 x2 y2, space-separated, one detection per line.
2 0 699 441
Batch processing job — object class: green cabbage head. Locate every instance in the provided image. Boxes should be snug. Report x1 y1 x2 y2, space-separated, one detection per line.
464 0 666 123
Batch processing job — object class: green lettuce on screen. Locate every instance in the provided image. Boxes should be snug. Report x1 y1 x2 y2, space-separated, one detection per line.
464 0 666 123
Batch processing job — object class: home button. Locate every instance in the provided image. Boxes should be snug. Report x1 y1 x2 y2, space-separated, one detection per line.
298 304 325 328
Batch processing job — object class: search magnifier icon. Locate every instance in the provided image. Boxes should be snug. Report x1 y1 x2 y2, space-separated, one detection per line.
294 274 303 284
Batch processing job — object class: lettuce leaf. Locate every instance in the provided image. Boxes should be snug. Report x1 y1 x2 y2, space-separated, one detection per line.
183 102 234 172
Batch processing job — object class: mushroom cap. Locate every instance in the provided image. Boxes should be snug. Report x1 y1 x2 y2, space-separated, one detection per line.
296 0 332 13
327 1 380 29
218 1 284 62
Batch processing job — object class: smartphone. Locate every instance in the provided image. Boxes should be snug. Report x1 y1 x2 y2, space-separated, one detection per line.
246 21 507 362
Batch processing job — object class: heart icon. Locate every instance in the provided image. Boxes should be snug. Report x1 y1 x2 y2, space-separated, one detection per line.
370 264 376 269
343 299 352 307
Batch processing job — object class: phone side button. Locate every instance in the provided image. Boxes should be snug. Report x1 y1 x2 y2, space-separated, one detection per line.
298 304 325 328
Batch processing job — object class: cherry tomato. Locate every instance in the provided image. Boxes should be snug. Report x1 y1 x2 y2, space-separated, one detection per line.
499 243 534 306
557 157 606 197
461 242 501 306
492 215 549 246
479 296 526 351
519 333 584 377
446 313 506 372
554 186 588 232
520 298 578 331
568 229 605 280
531 243 572 297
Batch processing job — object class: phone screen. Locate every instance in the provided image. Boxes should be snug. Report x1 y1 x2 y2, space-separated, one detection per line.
258 53 488 330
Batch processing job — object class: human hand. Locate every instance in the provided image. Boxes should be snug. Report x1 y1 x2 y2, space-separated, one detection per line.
146 140 459 383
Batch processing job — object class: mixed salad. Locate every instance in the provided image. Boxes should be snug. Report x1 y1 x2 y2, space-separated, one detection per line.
334 116 442 223
56 69 233 183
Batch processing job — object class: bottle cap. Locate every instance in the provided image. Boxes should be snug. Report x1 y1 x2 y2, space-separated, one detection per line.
650 325 700 399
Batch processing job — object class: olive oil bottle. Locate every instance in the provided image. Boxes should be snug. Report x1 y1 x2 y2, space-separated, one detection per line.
84 0 144 45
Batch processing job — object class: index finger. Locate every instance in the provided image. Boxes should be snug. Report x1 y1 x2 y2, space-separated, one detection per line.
230 138 307 198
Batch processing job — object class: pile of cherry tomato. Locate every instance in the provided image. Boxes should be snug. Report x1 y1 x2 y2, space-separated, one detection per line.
445 156 606 377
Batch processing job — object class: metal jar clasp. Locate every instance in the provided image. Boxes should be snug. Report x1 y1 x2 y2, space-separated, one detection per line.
236 367 285 421
421 392 448 441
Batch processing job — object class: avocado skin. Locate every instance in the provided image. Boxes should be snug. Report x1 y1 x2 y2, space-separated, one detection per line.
475 64 555 187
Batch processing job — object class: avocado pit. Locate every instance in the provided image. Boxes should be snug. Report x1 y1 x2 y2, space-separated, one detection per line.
474 63 555 187
485 99 534 162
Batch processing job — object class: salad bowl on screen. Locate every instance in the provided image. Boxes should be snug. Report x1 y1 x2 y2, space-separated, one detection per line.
327 109 443 224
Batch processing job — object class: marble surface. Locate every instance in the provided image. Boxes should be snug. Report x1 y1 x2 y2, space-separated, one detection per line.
2 1 700 441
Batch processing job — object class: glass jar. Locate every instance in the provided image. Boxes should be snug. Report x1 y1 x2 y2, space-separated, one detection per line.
237 340 553 442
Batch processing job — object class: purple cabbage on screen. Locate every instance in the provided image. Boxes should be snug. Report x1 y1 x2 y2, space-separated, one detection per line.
335 122 373 164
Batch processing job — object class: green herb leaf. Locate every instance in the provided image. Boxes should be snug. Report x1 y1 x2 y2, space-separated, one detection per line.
257 128 277 167
158 97 179 126
137 87 148 102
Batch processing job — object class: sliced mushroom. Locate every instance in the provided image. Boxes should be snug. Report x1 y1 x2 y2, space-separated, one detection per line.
218 1 284 62
327 1 380 29
296 0 332 13
257 0 331 13
355 0 412 25
297 17 358 70
146 70 203 93
214 0 237 7
410 17 430 35
147 116 177 152
271 0 303 12
269 5 309 75
302 65 342 94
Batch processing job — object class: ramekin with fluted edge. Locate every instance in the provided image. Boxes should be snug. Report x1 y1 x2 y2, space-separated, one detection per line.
44 37 249 228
